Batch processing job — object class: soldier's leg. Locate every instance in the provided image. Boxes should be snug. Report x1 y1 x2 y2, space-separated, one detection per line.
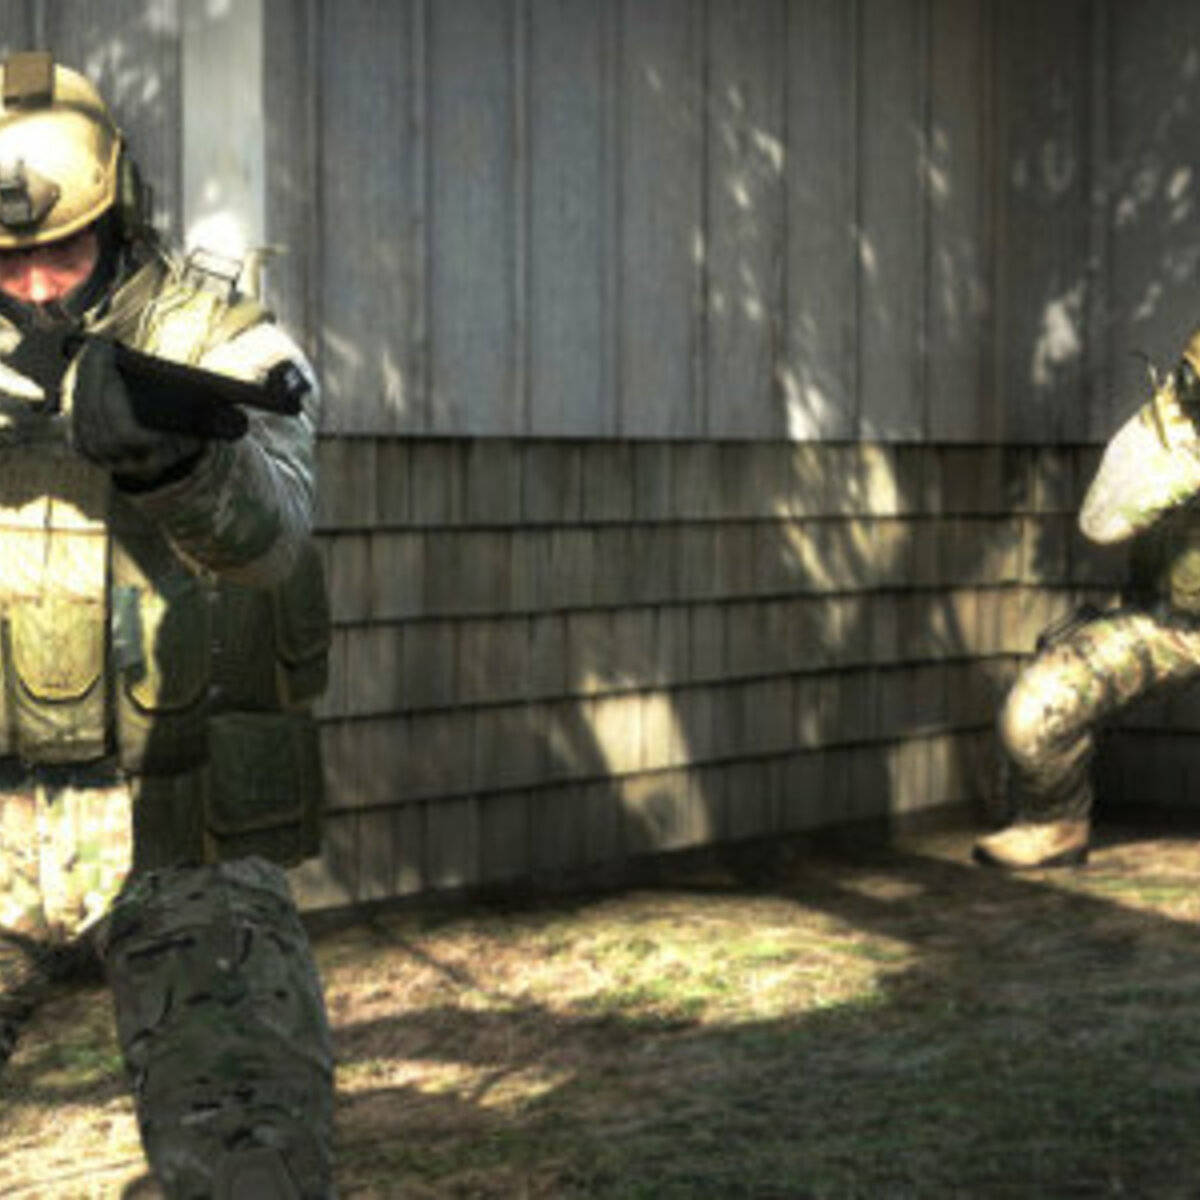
977 608 1200 868
99 856 335 1199
0 781 121 1065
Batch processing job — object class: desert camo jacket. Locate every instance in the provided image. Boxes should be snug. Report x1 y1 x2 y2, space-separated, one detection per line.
0 244 323 944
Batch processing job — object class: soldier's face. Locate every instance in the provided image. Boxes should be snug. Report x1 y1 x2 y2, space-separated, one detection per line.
0 225 99 305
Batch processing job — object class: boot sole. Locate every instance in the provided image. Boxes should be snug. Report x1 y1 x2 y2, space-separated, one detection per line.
972 843 1089 870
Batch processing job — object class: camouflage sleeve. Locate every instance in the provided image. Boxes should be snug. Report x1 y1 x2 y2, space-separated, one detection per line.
122 321 320 587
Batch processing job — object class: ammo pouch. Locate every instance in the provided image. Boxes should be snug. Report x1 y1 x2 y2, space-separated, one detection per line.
203 710 323 863
113 528 330 867
0 452 110 764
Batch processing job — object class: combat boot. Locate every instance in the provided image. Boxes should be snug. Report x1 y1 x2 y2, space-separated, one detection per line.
972 819 1090 869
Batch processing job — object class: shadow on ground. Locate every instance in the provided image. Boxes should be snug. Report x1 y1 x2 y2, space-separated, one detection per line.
5 820 1200 1198
319 821 1200 1199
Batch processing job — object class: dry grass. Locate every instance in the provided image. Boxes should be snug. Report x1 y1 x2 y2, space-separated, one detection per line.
6 821 1200 1197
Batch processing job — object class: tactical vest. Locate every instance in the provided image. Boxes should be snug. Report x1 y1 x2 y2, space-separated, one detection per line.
0 252 329 869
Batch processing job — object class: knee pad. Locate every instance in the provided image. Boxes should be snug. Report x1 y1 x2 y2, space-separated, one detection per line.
998 680 1047 770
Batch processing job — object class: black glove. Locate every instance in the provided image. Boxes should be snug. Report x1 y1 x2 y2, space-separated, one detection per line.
70 337 204 491
4 317 78 409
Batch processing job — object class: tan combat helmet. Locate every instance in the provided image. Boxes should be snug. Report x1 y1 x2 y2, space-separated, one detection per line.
0 51 135 247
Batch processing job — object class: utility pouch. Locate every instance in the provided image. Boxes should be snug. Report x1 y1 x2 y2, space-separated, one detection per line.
203 711 322 865
0 450 110 764
7 595 107 763
272 540 330 707
111 535 211 774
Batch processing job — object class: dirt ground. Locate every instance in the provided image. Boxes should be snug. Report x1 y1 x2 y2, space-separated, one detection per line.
5 817 1200 1198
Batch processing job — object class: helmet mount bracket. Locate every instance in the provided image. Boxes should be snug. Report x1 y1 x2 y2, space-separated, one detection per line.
0 159 60 230
3 51 53 108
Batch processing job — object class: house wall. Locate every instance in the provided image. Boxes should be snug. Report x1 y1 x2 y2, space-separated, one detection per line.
4 2 1198 908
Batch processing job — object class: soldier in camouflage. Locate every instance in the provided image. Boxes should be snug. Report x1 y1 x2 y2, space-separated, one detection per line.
0 53 335 1197
975 328 1200 869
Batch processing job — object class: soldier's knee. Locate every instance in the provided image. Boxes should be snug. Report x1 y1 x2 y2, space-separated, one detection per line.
998 672 1066 770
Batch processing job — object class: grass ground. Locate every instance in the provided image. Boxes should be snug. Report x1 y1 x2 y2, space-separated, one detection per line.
4 820 1200 1197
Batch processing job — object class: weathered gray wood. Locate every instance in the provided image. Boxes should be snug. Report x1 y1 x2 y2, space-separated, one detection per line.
927 0 991 441
479 791 531 883
375 439 411 526
528 0 613 435
531 785 587 873
316 0 416 434
355 810 396 901
580 442 635 521
465 440 523 525
325 533 373 623
619 0 704 436
0 6 33 60
1104 1 1200 442
314 438 378 530
264 0 313 347
401 620 456 710
344 624 405 716
783 0 858 440
641 686 690 771
529 613 567 697
456 617 530 706
425 796 480 889
705 0 787 438
993 0 1092 442
623 768 708 853
521 442 582 524
858 0 928 440
181 0 264 258
369 532 426 621
429 0 518 434
44 0 184 238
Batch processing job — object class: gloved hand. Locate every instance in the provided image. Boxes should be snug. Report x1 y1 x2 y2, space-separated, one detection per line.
70 336 203 491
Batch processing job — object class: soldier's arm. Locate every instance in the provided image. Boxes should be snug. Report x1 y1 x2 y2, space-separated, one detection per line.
121 320 321 587
1079 332 1200 545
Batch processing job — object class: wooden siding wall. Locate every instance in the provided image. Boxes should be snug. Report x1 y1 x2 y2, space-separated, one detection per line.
263 0 1200 446
2 3 1198 907
297 435 1128 907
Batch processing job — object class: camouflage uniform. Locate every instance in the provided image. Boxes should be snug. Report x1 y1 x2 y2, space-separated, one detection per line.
980 330 1200 868
0 54 335 1198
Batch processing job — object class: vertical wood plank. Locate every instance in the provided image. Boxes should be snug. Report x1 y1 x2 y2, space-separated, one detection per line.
0 6 34 58
44 0 184 239
264 0 318 355
429 0 518 434
858 0 928 440
620 0 704 437
1104 1 1200 441
181 0 264 257
927 0 991 441
706 0 787 438
316 0 417 434
528 0 611 435
783 0 858 440
993 0 1093 442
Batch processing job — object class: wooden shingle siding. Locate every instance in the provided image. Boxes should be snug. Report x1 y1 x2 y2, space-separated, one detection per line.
301 434 1129 904
5 2 1199 908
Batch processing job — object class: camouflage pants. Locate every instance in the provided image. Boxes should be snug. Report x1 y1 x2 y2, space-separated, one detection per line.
99 856 335 1199
0 781 132 1061
1000 606 1200 821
